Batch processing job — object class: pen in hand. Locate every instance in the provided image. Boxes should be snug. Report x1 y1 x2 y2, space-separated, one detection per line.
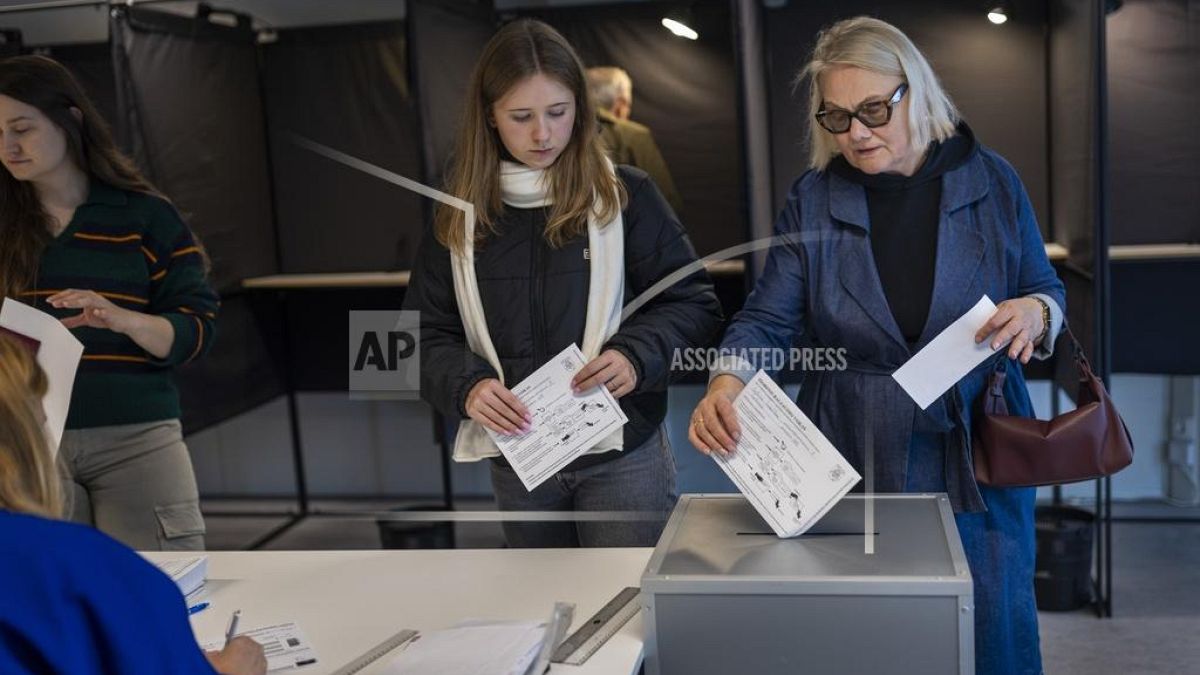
224 609 241 648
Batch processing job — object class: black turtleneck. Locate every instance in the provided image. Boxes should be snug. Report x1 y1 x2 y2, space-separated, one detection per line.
828 122 977 347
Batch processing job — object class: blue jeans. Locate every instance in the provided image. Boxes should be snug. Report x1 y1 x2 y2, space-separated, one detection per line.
489 427 678 548
907 432 1043 675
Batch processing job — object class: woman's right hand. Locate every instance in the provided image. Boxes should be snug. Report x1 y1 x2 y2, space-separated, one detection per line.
205 636 267 675
688 374 745 456
466 378 531 435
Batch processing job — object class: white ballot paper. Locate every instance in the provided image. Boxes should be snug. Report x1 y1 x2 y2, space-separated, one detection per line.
487 344 627 491
892 295 1002 410
714 370 861 538
0 298 84 454
201 622 318 671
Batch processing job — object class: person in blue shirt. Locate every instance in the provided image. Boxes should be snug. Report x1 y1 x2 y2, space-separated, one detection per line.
0 333 265 675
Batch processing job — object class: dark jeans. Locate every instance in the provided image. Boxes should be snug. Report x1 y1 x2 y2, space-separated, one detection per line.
489 426 678 548
907 431 1043 675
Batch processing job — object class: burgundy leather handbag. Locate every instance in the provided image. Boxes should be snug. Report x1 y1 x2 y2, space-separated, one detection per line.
972 328 1134 487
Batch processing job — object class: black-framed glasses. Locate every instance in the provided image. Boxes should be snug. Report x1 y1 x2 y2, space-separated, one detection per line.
815 83 908 134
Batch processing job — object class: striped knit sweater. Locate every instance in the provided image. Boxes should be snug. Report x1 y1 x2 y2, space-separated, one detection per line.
19 180 219 429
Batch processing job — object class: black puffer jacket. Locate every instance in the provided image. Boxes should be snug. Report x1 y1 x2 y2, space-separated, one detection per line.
406 166 722 458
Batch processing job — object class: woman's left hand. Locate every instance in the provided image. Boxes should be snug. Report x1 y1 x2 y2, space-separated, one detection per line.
572 349 637 399
48 289 137 334
975 297 1045 364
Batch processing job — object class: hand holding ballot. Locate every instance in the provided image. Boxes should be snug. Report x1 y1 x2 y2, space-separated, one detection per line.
485 345 628 491
701 371 861 538
571 349 638 399
688 373 745 456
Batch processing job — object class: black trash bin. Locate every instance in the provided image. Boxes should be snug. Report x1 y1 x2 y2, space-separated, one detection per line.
1034 505 1095 611
376 506 455 549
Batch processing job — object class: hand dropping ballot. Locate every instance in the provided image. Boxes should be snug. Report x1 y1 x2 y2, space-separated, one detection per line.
713 371 861 538
486 344 627 491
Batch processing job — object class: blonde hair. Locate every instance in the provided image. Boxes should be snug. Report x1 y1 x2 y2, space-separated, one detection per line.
587 66 632 111
435 19 625 254
0 332 62 518
798 16 959 170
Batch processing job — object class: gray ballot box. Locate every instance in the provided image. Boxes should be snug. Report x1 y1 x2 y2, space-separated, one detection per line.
641 494 973 675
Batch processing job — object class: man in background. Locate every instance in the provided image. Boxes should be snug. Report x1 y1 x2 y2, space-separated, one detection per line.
587 66 683 215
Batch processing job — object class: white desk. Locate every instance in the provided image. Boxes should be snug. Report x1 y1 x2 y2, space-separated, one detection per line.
145 548 651 675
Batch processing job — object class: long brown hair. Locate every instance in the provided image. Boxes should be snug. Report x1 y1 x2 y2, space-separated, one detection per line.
0 332 62 518
0 55 164 299
435 19 624 254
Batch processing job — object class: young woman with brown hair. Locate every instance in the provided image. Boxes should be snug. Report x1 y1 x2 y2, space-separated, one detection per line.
407 19 721 547
0 55 218 550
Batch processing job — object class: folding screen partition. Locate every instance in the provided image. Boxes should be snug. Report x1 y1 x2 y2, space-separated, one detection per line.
262 20 425 274
110 5 284 432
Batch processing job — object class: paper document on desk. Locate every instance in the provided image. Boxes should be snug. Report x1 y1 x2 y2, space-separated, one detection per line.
382 620 546 675
892 295 1002 410
201 622 318 671
713 370 861 538
488 344 627 491
0 298 84 455
152 555 207 598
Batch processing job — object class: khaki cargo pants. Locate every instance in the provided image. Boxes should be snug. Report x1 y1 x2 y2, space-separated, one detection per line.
59 419 205 551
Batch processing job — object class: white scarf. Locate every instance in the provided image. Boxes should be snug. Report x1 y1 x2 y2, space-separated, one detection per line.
448 160 625 461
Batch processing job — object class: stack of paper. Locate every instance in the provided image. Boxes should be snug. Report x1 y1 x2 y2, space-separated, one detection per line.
154 556 208 598
713 371 861 538
382 620 547 675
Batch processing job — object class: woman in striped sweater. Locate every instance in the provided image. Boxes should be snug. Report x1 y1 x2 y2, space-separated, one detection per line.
0 55 217 551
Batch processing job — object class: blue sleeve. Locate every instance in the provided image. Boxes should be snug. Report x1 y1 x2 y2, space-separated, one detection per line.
711 179 809 383
0 518 216 675
1006 164 1067 358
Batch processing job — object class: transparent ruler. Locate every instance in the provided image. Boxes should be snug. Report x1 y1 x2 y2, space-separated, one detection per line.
551 586 641 666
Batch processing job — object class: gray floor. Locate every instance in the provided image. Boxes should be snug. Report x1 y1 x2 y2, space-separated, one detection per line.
1039 521 1200 675
202 499 1200 674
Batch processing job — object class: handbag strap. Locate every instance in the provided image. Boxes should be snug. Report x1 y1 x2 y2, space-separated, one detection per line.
1062 323 1097 381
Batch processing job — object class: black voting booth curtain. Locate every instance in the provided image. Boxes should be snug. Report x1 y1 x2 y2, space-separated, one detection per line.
110 7 284 431
407 0 497 190
1107 0 1200 247
262 21 426 273
1047 0 1103 380
110 7 277 290
1105 0 1200 373
515 2 745 257
38 42 119 128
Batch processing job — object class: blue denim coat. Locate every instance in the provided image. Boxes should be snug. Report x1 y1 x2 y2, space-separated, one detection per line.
720 147 1066 512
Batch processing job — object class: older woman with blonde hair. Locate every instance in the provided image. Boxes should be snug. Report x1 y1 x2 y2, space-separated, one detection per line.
689 16 1063 675
0 334 265 674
